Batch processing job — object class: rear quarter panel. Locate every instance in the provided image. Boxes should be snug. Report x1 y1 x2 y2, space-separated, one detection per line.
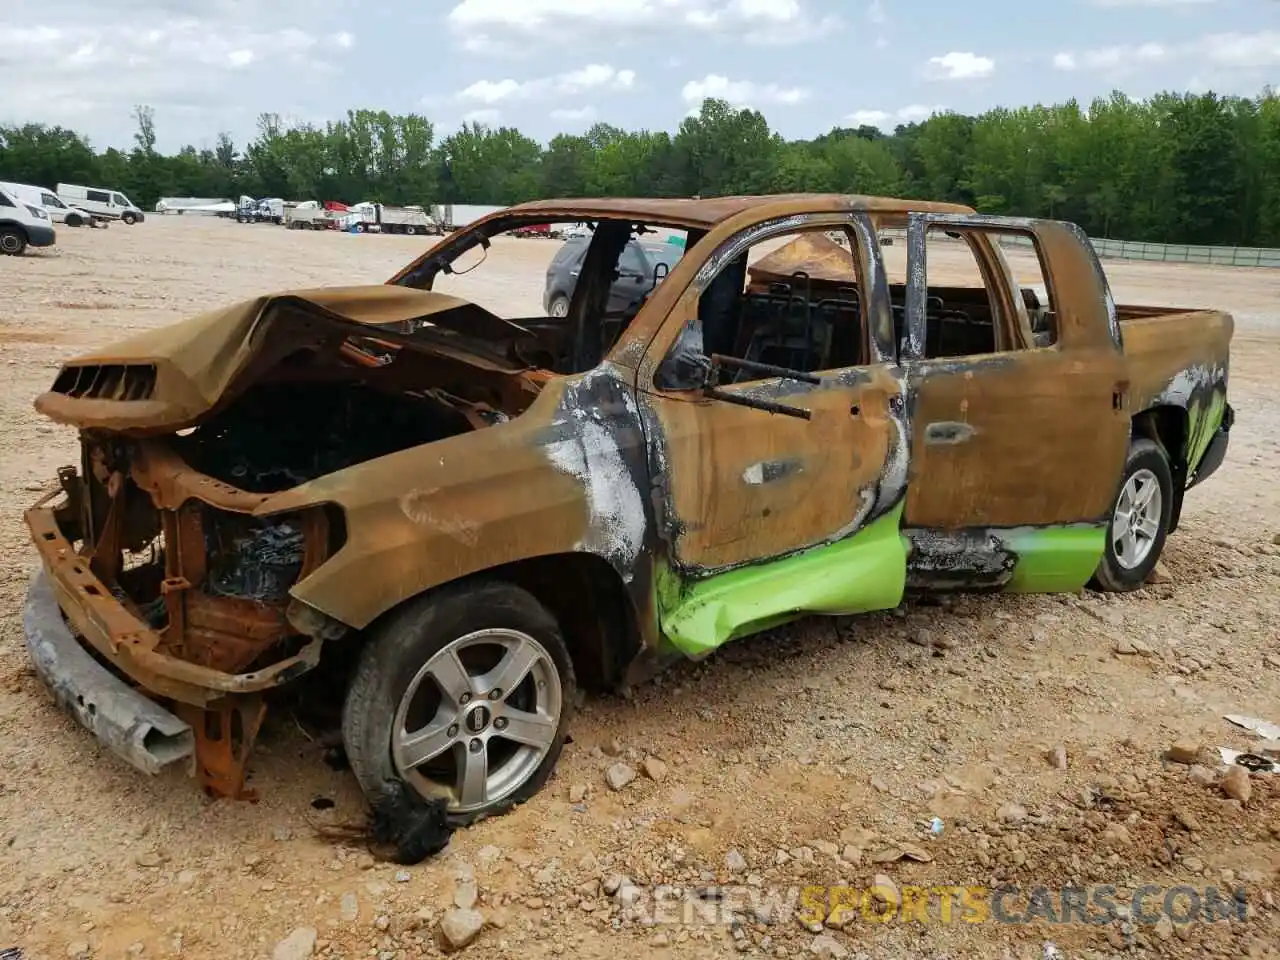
1121 308 1232 413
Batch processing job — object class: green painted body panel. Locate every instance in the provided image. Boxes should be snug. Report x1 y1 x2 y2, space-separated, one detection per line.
656 503 908 658
1002 524 1107 594
1186 389 1226 475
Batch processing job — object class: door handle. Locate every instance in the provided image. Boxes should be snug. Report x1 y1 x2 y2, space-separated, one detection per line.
924 421 975 445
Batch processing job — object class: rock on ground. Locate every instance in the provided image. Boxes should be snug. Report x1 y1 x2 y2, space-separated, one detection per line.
438 908 485 952
272 927 317 960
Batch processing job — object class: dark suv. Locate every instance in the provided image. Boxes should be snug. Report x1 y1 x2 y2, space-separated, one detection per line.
543 235 683 317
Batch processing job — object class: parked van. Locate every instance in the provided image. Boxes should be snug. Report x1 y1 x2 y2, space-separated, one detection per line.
56 183 145 224
0 185 57 255
0 181 102 228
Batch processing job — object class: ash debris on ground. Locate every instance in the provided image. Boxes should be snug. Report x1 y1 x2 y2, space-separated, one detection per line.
206 523 305 603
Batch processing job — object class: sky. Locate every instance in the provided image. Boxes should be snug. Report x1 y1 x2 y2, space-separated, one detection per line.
1 0 1277 153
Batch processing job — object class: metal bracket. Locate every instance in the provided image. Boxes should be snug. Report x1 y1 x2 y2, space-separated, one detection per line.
176 696 267 801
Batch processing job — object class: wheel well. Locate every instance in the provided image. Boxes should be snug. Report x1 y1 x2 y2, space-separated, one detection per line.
1132 405 1188 531
346 553 643 694
487 553 642 693
0 221 28 238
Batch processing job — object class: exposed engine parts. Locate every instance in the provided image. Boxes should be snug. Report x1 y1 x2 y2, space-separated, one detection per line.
206 521 306 603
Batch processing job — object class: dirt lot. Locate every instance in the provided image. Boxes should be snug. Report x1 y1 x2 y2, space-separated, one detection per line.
0 217 1277 960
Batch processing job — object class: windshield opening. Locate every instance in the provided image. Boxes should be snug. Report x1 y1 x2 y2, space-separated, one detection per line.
423 219 689 325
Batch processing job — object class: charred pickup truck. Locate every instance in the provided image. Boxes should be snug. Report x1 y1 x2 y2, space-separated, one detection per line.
24 195 1232 852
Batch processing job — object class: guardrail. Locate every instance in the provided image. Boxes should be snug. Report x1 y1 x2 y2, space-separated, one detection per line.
876 226 1280 269
1086 237 1280 268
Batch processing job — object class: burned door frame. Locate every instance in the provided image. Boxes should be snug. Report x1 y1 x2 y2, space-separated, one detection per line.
634 211 912 657
898 213 1131 593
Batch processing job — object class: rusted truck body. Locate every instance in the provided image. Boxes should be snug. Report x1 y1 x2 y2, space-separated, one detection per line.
23 195 1232 853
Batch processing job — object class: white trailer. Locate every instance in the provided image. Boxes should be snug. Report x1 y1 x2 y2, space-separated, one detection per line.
155 197 235 216
430 203 505 233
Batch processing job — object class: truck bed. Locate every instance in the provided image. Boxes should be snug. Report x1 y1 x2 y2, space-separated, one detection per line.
1117 305 1232 413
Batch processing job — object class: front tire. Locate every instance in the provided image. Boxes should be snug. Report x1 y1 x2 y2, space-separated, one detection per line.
0 228 27 256
65 213 83 228
343 581 575 856
122 212 138 225
1090 437 1173 592
549 294 570 318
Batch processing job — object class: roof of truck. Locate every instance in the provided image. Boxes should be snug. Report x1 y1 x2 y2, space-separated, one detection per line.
501 194 975 231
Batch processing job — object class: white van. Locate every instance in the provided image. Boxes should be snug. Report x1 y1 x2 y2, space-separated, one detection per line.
56 183 145 224
0 181 102 228
0 185 57 255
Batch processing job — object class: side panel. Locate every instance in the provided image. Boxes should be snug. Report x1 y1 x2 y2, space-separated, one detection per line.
901 215 1131 532
645 366 901 573
904 346 1130 528
636 210 911 653
656 501 907 657
260 368 657 631
903 522 1106 595
1119 307 1232 475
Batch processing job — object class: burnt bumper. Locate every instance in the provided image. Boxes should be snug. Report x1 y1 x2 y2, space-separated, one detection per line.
1188 402 1233 488
24 569 195 775
23 492 323 708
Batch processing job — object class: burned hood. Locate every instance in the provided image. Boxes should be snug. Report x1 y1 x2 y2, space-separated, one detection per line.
34 284 534 433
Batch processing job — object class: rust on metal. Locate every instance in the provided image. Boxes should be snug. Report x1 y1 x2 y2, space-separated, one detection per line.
175 697 267 801
21 191 1234 803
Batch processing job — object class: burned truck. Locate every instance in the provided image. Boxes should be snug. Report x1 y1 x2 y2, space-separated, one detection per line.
24 195 1232 857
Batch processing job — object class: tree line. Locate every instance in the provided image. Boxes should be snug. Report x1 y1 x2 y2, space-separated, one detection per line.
3 89 1279 247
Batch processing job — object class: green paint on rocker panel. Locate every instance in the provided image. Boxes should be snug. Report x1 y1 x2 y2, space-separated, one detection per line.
1186 389 1226 476
655 503 909 658
1002 524 1108 594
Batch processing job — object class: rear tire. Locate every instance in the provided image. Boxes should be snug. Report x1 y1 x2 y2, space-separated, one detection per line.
342 581 575 859
0 228 27 256
1089 438 1173 592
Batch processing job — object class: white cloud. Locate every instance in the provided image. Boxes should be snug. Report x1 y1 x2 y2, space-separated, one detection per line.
446 0 839 52
925 51 995 80
895 104 947 122
1199 31 1280 69
0 1 357 149
681 74 810 108
847 109 890 126
1051 31 1280 78
455 64 637 105
1051 42 1167 73
462 108 502 125
550 106 596 123
847 104 947 129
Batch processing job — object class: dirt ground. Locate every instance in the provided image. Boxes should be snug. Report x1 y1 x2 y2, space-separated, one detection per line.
0 217 1277 960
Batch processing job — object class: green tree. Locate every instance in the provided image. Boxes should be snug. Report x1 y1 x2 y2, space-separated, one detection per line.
3 85 1278 246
